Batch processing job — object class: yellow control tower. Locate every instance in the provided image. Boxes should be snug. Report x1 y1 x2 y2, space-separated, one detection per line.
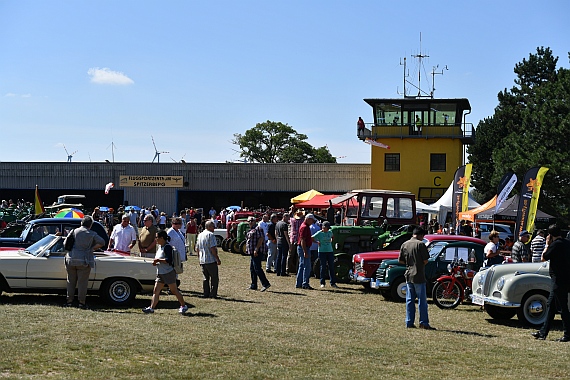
357 54 474 204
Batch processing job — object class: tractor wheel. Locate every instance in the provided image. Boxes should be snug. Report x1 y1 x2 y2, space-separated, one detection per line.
230 238 239 254
239 240 248 255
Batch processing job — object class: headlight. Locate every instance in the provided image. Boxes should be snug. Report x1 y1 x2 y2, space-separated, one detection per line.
447 263 452 272
478 273 486 286
360 258 365 268
496 276 505 291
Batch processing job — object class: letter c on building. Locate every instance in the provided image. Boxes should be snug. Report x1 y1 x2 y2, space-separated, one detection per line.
434 176 441 186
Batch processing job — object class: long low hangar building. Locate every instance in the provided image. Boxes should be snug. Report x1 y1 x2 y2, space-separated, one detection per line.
0 162 370 214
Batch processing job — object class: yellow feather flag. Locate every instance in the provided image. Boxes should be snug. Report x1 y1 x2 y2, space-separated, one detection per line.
34 185 45 215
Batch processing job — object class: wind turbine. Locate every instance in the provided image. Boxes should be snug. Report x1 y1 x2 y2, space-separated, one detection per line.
63 144 77 163
107 141 118 163
151 136 169 163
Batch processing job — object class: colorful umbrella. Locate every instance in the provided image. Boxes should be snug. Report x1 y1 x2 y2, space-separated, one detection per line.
125 206 141 211
54 208 85 219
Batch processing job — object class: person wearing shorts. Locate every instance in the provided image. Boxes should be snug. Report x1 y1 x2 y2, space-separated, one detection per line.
142 230 188 314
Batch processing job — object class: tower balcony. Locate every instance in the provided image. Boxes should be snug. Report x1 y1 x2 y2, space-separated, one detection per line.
357 122 474 144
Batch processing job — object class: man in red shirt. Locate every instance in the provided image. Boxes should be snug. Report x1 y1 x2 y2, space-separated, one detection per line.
296 213 316 289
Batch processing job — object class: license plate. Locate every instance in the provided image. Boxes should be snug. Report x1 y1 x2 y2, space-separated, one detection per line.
471 294 484 306
370 280 378 289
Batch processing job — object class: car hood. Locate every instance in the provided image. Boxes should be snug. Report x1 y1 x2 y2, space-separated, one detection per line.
353 250 400 262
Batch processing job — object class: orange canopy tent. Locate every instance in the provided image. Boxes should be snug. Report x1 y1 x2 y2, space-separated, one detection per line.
458 195 497 222
295 194 357 209
290 189 323 204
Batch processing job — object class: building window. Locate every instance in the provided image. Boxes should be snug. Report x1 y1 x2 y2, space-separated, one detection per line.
385 153 400 171
430 154 446 171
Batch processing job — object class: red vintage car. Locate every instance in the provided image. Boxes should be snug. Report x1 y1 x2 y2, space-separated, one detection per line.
349 234 487 287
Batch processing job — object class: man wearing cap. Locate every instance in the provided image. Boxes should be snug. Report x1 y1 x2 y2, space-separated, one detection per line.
287 208 304 273
265 214 279 273
511 230 531 262
246 217 271 291
296 213 316 290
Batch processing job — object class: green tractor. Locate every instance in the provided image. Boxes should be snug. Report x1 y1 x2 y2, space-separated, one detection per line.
313 189 418 282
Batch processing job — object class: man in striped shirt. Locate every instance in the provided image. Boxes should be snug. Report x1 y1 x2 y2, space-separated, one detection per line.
530 230 546 263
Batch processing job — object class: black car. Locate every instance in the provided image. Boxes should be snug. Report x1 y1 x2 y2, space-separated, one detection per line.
0 218 109 248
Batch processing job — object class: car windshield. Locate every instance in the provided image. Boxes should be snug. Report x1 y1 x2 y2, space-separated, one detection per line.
25 235 59 257
426 241 449 258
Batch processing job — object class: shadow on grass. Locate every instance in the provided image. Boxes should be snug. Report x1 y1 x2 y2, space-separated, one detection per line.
268 290 307 296
182 311 216 318
438 329 497 338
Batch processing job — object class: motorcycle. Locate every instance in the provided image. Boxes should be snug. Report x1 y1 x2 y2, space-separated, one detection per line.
432 258 477 309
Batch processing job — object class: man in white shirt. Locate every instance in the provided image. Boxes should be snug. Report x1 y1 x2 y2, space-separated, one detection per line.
109 215 137 252
167 217 187 264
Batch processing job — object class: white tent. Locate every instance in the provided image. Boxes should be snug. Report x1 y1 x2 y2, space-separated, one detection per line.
416 200 439 214
429 181 480 224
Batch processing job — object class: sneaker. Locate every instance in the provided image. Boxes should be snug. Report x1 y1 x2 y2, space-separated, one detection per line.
302 285 314 290
142 306 154 314
320 284 325 288
179 304 189 314
330 284 339 289
419 324 436 330
531 331 546 340
260 284 271 292
78 303 89 310
266 269 274 273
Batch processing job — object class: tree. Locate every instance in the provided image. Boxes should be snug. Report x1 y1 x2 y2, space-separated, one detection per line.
232 121 337 163
467 47 570 221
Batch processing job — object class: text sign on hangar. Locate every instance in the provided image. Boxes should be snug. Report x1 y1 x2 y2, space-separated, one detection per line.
119 175 184 188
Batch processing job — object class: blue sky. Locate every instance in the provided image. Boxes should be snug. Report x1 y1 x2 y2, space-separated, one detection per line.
1 0 568 164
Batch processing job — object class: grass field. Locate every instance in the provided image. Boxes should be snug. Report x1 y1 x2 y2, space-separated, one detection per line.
1 250 569 379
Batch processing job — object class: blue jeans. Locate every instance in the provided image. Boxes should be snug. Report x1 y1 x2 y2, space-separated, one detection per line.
266 241 277 270
250 254 270 289
318 251 336 285
276 243 288 276
296 245 311 287
405 282 429 327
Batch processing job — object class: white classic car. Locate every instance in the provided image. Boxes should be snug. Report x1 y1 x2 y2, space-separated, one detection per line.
0 234 156 305
471 261 570 326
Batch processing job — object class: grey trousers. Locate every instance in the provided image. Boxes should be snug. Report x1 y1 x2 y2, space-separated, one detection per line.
201 262 219 298
66 264 91 304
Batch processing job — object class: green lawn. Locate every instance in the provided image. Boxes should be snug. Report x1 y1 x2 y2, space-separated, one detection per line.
1 251 569 379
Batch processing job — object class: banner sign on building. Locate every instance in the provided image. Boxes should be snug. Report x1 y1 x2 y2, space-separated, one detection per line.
119 176 184 188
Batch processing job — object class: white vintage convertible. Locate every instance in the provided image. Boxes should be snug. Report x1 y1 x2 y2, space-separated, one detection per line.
0 234 156 305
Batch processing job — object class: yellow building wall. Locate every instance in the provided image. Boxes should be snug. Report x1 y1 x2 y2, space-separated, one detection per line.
370 138 464 196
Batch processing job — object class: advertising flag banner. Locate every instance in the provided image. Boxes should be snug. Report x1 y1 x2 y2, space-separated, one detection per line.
516 167 549 236
461 163 472 213
495 171 517 213
34 185 44 214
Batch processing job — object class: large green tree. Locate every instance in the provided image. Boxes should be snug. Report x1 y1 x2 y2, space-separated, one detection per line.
467 47 570 221
232 121 337 163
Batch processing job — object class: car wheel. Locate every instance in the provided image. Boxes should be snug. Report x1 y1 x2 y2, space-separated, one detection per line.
100 278 137 306
432 280 462 309
221 238 229 252
517 291 549 326
390 277 407 302
484 304 516 320
215 235 223 247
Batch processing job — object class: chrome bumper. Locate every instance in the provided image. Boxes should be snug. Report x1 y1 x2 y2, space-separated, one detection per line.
470 294 520 308
348 269 371 283
370 280 390 289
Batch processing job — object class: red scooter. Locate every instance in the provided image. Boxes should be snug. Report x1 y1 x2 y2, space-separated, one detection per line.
432 258 477 309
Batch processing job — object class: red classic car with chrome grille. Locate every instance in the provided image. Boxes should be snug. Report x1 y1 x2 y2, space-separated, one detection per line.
349 234 487 287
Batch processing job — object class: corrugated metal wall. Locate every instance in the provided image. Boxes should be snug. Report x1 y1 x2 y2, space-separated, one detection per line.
0 162 370 213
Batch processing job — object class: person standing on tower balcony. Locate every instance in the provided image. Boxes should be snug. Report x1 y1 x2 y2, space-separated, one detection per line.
357 117 365 136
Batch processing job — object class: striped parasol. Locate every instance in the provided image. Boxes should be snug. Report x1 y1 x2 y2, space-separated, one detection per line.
54 208 85 219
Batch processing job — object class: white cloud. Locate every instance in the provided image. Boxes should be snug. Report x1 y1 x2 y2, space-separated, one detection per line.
87 67 134 85
4 93 32 98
